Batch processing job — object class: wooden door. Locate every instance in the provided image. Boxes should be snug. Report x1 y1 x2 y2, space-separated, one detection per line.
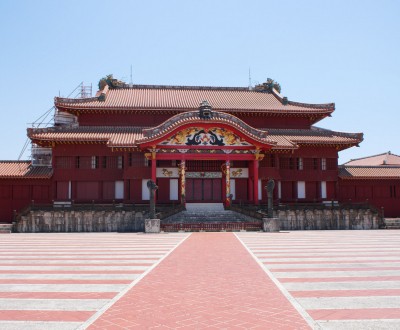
157 178 170 203
212 179 222 201
193 179 203 200
186 178 194 201
203 179 213 200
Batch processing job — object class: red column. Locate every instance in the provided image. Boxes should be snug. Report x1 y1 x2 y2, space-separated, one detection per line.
151 151 157 202
180 160 186 205
253 159 259 205
225 160 231 206
151 153 157 183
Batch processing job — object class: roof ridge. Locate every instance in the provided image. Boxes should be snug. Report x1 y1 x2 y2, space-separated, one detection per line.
55 84 335 111
116 84 252 91
0 160 30 163
340 164 400 168
343 151 393 164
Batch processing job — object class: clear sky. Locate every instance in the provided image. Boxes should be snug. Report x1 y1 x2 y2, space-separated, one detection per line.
1 0 399 163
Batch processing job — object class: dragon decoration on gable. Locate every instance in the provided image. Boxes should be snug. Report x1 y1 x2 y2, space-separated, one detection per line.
160 127 252 147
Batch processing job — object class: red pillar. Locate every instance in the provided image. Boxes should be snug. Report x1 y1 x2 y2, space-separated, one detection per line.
151 154 157 183
151 152 157 201
253 159 259 205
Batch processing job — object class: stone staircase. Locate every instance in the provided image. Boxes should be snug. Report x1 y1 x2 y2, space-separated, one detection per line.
384 218 400 229
0 223 13 234
163 203 258 223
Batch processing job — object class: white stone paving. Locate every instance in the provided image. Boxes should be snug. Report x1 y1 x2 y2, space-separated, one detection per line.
273 269 400 278
0 274 139 280
0 283 128 292
298 296 400 309
0 265 150 271
283 281 400 291
317 320 400 330
0 321 81 330
0 298 109 310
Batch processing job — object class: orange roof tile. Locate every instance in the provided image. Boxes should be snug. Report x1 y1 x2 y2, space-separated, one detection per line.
28 126 143 147
339 165 400 179
344 151 400 166
0 161 52 179
28 124 362 150
55 85 334 115
266 127 363 149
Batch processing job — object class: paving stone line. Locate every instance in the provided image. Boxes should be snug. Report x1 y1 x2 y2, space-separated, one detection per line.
0 233 189 329
238 231 400 326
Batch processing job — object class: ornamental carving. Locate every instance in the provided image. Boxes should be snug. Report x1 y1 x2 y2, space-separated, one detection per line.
231 168 243 177
160 127 252 147
186 172 222 178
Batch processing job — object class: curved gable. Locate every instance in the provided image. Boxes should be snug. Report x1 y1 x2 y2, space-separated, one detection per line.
137 110 276 149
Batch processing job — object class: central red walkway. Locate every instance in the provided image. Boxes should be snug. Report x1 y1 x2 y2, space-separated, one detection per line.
88 233 311 329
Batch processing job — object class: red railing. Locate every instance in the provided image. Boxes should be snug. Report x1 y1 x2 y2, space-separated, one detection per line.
161 222 262 232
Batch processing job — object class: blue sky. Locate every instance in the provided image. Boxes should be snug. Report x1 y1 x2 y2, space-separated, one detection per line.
1 0 399 162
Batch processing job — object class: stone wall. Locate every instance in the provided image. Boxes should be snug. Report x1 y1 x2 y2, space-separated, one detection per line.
16 210 148 233
276 208 381 230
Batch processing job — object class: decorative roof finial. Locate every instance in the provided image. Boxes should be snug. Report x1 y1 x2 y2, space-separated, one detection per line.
199 100 213 120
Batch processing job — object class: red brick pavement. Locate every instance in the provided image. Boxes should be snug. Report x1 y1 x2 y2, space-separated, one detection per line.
87 233 311 329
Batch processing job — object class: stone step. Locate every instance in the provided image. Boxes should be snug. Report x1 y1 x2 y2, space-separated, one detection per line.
185 203 224 212
163 209 257 224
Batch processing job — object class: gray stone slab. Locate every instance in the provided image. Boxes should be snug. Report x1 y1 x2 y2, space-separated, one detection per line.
0 298 108 311
259 256 400 262
317 319 400 330
0 284 126 292
284 281 400 291
0 254 166 259
264 263 400 269
0 265 149 271
298 296 400 309
0 274 139 280
0 321 81 330
0 260 155 264
273 270 400 278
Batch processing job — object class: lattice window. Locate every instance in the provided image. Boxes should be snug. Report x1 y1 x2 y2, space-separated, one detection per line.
326 158 337 170
117 156 124 169
106 156 118 169
91 156 99 169
186 160 223 171
296 158 303 170
260 155 275 168
55 156 74 169
78 157 92 169
321 158 327 171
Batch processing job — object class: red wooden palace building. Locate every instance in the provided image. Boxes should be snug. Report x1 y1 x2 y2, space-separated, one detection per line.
1 77 398 222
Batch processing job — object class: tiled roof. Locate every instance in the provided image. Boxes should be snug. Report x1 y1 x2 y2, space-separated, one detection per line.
28 126 143 147
265 127 363 149
55 85 334 115
344 151 400 166
339 165 400 179
0 161 53 179
28 125 362 150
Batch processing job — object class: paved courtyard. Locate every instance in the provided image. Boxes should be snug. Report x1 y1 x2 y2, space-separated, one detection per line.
0 230 399 329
